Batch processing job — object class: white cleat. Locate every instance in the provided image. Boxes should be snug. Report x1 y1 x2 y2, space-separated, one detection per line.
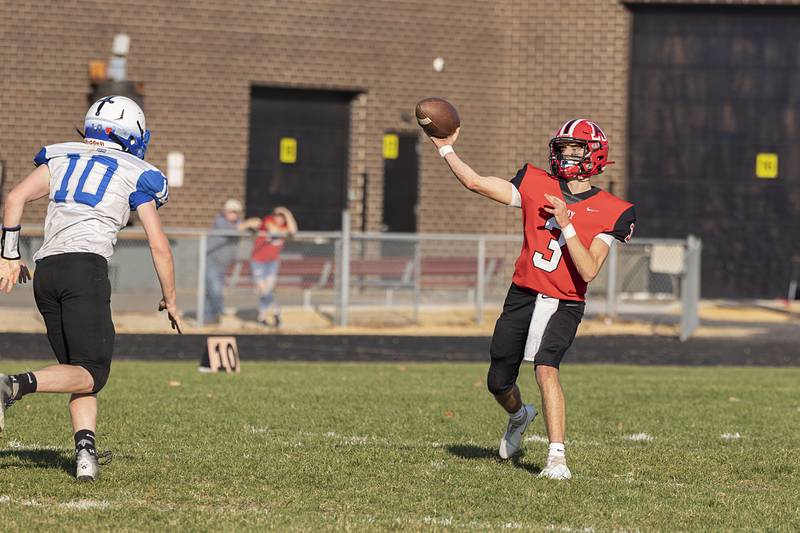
499 404 537 459
76 449 100 482
538 455 572 480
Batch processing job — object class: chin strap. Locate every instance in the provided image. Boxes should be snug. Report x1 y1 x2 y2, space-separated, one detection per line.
1 225 21 260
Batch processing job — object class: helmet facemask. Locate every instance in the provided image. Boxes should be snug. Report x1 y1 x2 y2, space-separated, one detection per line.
107 120 150 160
549 138 594 181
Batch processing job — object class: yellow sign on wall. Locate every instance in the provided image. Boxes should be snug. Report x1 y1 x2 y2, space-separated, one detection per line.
382 133 399 160
279 137 297 164
755 153 778 179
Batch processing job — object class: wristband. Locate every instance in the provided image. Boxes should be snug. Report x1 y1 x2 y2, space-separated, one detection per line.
438 145 455 158
1 225 21 260
561 223 577 240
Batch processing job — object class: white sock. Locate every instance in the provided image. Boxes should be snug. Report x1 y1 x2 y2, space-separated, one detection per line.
509 406 527 424
548 442 566 457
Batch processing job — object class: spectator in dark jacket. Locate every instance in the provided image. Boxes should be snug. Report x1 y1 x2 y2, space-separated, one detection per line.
204 199 247 324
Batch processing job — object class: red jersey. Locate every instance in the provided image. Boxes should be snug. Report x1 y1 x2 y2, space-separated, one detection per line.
251 215 287 262
511 164 635 301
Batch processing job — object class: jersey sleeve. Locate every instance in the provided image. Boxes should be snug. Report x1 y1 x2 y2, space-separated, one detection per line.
33 147 50 167
129 170 169 210
510 164 527 190
508 185 522 208
593 233 615 247
608 205 636 243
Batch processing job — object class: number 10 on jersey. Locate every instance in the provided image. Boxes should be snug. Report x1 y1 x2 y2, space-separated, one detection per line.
53 154 118 207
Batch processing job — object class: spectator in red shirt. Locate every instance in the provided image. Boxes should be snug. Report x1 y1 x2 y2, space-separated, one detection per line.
241 207 297 327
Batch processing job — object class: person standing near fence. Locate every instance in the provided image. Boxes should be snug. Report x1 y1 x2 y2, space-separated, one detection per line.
204 198 250 324
429 119 635 480
0 95 182 481
240 207 297 327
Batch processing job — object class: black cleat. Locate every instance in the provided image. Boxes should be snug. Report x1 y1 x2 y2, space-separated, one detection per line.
0 374 16 433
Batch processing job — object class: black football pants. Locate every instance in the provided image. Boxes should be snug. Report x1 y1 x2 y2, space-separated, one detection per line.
33 252 114 393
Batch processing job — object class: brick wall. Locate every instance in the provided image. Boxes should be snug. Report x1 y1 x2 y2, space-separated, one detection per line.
3 1 789 233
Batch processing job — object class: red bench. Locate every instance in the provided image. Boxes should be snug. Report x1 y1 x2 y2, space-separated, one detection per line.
421 257 503 288
226 255 503 306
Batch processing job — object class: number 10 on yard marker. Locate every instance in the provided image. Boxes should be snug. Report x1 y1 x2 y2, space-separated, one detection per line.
206 337 241 373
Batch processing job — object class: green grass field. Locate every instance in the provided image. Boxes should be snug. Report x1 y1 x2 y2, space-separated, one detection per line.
0 360 797 531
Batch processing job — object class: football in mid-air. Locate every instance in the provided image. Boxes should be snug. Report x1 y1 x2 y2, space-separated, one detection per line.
415 97 460 138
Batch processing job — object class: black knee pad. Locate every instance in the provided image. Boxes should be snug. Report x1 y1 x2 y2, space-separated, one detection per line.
80 363 110 393
487 327 525 396
487 361 517 396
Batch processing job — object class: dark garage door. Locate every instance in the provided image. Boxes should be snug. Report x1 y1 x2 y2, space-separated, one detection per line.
628 5 800 298
246 87 354 231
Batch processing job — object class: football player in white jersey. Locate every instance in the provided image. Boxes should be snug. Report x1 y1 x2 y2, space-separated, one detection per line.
0 96 183 481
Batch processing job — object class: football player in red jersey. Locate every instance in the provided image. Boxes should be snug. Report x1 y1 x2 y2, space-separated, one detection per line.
431 119 635 480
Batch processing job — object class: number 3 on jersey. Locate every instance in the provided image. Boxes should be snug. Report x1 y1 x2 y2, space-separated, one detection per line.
54 154 118 207
532 217 566 273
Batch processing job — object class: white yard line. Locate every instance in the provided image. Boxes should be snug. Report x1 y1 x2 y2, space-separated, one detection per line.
60 499 111 510
624 433 653 442
5 440 62 451
0 496 110 510
524 434 550 444
423 516 454 526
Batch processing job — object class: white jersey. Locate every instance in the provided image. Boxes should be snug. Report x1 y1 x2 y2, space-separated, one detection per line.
32 142 169 261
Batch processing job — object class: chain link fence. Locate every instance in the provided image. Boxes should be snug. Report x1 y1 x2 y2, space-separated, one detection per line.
12 227 701 339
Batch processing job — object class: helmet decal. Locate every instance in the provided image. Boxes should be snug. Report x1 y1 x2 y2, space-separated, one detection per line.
95 96 116 116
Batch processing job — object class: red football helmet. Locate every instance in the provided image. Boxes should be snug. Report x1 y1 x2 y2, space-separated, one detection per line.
549 119 612 180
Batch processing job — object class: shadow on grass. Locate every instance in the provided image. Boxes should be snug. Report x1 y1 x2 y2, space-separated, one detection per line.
446 443 542 475
0 448 73 474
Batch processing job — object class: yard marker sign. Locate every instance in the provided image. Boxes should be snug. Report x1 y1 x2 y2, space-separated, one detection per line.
205 336 241 373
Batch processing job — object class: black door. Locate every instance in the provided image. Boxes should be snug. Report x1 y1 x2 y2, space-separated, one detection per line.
628 5 800 298
382 132 419 233
246 87 354 230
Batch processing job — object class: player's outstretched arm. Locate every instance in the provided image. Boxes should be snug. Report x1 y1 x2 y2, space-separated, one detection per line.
138 201 184 333
0 165 49 292
429 128 516 206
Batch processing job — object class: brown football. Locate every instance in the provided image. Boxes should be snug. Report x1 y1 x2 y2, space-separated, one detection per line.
415 97 460 138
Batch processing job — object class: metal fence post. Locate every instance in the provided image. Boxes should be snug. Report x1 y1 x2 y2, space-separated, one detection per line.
605 242 619 318
337 210 351 327
680 235 702 341
413 237 421 323
476 237 486 325
196 232 207 328
333 235 341 321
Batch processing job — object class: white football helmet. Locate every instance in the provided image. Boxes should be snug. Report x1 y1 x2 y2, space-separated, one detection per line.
84 95 150 159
